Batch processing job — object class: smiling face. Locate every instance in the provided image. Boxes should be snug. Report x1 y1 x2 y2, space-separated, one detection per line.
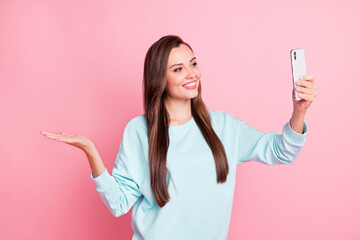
165 43 201 102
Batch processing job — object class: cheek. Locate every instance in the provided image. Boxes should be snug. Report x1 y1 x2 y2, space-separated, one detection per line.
173 75 186 86
166 76 182 94
195 69 202 78
167 73 184 86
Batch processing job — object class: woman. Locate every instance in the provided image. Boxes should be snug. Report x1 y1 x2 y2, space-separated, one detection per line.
41 35 317 240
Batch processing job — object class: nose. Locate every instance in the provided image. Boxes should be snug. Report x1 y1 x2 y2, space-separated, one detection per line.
186 68 196 79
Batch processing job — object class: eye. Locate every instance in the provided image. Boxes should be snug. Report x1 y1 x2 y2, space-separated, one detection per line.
174 62 197 72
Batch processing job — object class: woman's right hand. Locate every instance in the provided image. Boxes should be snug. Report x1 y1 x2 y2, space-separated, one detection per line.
40 131 94 153
41 131 106 177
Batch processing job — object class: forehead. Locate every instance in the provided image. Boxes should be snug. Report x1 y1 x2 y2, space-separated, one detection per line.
167 44 194 66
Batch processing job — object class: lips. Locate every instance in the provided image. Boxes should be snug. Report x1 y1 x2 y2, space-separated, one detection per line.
182 80 197 90
182 80 197 87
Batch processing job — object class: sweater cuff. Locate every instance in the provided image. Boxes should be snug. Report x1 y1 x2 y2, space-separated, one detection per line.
283 120 308 145
90 168 112 190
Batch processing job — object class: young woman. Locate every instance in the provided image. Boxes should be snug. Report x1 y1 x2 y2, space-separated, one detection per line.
41 35 317 240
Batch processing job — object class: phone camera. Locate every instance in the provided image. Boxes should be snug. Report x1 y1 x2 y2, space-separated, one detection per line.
294 52 297 60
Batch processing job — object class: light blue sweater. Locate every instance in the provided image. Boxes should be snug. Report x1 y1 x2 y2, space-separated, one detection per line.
91 110 308 240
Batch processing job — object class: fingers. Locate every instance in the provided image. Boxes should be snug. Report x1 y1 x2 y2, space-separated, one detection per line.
41 131 73 137
296 87 318 98
295 87 316 100
40 131 90 150
41 131 74 142
296 75 317 94
293 74 318 104
42 134 68 141
300 74 314 82
295 86 313 95
59 132 72 136
296 78 313 88
42 133 64 139
297 92 315 102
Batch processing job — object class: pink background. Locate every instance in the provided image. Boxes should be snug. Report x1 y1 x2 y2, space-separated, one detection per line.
1 0 359 239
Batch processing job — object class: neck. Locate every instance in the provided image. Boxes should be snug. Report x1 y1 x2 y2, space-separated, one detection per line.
164 97 192 126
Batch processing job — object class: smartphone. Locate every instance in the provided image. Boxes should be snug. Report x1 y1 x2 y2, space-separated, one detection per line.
290 48 306 101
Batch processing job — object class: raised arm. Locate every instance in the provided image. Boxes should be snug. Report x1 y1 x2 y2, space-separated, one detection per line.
236 117 308 165
40 117 146 218
236 74 317 165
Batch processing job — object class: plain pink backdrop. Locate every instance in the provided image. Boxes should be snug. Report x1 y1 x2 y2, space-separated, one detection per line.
1 0 359 239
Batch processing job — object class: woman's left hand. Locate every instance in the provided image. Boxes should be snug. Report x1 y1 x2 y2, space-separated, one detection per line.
293 74 318 113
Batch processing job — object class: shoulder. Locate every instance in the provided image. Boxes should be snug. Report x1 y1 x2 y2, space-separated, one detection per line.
114 114 149 188
122 113 148 140
126 114 147 129
208 109 244 126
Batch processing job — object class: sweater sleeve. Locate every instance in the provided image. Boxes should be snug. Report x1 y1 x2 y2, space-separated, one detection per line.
90 118 146 217
229 113 308 165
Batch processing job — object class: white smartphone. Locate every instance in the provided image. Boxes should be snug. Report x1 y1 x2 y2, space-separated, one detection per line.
290 48 306 101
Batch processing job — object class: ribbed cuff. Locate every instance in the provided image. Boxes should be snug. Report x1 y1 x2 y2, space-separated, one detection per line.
283 120 308 145
90 168 112 190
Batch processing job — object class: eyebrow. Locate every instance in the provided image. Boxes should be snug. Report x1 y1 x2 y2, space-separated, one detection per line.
169 57 197 69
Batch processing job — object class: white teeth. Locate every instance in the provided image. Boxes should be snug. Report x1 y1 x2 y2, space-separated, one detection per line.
184 82 196 87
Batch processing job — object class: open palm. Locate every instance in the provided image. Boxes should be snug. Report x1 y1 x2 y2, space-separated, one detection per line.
40 131 94 152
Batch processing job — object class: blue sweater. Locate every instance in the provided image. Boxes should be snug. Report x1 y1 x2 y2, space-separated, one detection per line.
91 110 308 240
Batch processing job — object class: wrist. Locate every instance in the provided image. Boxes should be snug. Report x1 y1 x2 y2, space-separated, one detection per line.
84 142 96 155
292 108 307 117
290 110 306 134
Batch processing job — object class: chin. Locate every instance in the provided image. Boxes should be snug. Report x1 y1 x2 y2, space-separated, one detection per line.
189 91 199 99
176 88 199 100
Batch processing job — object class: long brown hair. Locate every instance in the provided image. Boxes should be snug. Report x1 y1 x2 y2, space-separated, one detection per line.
143 35 229 208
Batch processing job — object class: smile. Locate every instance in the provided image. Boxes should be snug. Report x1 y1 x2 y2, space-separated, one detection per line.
183 80 197 89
